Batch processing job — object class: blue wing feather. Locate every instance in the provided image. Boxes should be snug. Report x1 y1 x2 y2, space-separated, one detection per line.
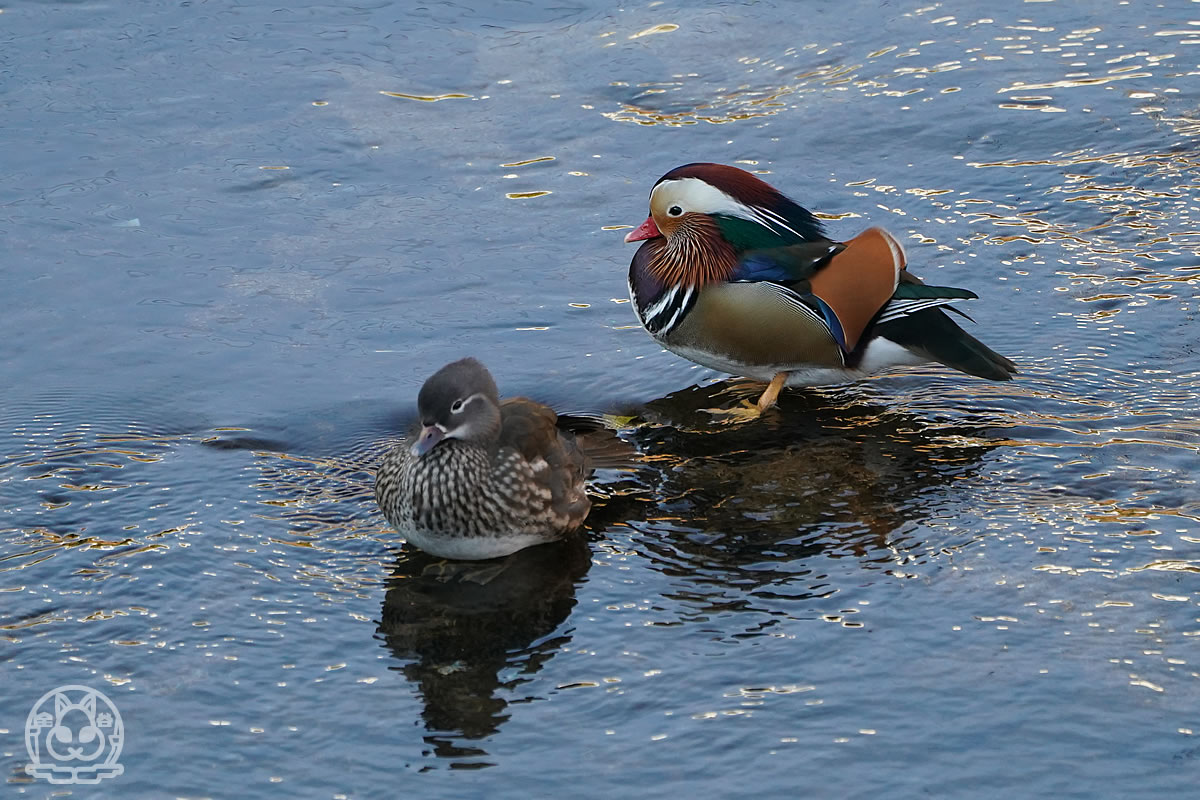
812 295 847 352
728 242 842 283
732 253 799 283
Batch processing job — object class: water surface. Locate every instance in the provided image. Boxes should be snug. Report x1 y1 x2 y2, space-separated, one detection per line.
2 0 1199 796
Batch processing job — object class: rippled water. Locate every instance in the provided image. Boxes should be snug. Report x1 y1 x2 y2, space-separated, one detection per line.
3 0 1199 796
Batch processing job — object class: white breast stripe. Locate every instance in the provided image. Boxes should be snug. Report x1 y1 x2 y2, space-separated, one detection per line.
642 284 680 323
630 281 649 323
658 285 695 334
640 284 696 337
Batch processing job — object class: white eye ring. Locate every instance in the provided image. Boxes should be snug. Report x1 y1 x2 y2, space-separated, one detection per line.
450 399 465 413
667 205 684 217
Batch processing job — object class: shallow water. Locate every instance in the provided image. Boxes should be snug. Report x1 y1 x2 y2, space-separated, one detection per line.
3 0 1199 796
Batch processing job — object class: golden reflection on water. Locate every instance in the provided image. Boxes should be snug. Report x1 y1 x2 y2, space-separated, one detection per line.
0 428 191 577
499 156 555 167
605 11 1178 127
379 91 473 102
629 23 679 40
998 72 1154 93
250 448 385 538
0 415 400 610
850 141 1200 317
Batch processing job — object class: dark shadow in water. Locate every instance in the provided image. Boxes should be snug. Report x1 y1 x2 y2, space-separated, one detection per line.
376 536 591 768
325 377 1008 764
587 379 1012 615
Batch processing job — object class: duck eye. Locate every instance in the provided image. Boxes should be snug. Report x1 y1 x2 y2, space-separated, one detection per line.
450 399 465 413
668 205 684 217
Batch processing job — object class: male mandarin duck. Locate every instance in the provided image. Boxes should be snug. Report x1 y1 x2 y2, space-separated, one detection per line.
375 358 593 560
625 163 1016 411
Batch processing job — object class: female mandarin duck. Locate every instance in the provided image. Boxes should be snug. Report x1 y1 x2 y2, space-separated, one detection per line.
625 163 1016 412
375 358 593 560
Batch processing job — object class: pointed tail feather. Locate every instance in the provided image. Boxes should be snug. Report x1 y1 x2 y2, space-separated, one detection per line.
891 282 978 301
876 307 1016 381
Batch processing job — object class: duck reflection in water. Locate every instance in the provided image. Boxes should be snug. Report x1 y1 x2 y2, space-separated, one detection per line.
373 375 1010 752
376 535 591 763
596 378 1010 614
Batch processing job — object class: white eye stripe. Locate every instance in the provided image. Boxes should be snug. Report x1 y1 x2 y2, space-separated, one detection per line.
653 178 807 241
652 177 745 219
450 393 486 414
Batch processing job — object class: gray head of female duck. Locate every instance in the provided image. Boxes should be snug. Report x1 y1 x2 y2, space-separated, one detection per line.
410 357 503 457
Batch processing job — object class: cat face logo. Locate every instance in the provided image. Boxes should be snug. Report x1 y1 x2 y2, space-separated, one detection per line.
25 685 124 785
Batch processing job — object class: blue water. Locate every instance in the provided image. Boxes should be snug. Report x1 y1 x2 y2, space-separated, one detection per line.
3 0 1199 796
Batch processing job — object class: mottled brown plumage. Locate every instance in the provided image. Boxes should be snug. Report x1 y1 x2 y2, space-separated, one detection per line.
374 358 594 560
497 397 590 521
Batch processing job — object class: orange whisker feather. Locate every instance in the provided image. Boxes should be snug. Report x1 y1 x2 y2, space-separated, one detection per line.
648 214 737 288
